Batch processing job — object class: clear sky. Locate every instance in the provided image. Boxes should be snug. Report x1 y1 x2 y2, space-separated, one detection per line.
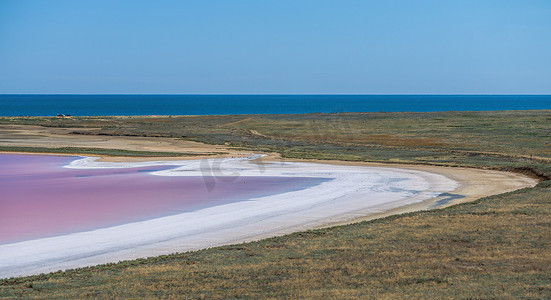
1 0 550 94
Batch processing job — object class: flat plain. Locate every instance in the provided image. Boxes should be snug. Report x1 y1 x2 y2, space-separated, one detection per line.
0 110 550 298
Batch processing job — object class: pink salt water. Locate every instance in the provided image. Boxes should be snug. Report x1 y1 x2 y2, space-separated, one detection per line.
0 154 325 245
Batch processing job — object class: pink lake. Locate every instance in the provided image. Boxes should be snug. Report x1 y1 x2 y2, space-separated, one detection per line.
0 154 325 244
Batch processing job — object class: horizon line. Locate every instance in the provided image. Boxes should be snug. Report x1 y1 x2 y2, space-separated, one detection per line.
1 93 551 96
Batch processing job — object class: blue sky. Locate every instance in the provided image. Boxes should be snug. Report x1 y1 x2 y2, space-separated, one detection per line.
1 0 550 94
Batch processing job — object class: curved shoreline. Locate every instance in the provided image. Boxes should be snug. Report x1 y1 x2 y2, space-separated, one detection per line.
0 153 539 279
0 155 457 278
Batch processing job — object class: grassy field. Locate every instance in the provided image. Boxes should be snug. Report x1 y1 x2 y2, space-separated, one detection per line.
1 110 550 298
2 110 550 166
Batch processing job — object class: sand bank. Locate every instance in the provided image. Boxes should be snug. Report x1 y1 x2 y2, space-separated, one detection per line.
0 125 539 278
0 124 248 159
0 154 538 279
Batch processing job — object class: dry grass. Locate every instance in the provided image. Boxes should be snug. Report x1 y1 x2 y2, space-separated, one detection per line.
1 187 550 298
3 110 550 165
1 111 550 298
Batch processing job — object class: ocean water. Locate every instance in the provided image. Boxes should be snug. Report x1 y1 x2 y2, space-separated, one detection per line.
0 154 326 244
0 95 550 116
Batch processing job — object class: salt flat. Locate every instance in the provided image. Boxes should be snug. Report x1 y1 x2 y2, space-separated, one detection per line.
0 155 535 279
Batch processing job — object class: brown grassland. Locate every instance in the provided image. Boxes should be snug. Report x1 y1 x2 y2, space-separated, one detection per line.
0 110 550 298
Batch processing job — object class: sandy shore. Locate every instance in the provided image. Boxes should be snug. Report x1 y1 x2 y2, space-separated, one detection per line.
0 125 539 278
0 124 250 160
0 155 538 279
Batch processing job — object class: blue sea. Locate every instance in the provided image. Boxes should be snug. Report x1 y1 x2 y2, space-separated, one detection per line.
0 95 550 116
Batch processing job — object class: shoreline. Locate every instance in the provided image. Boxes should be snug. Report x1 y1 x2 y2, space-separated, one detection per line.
259 157 539 229
0 152 538 279
0 124 541 278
